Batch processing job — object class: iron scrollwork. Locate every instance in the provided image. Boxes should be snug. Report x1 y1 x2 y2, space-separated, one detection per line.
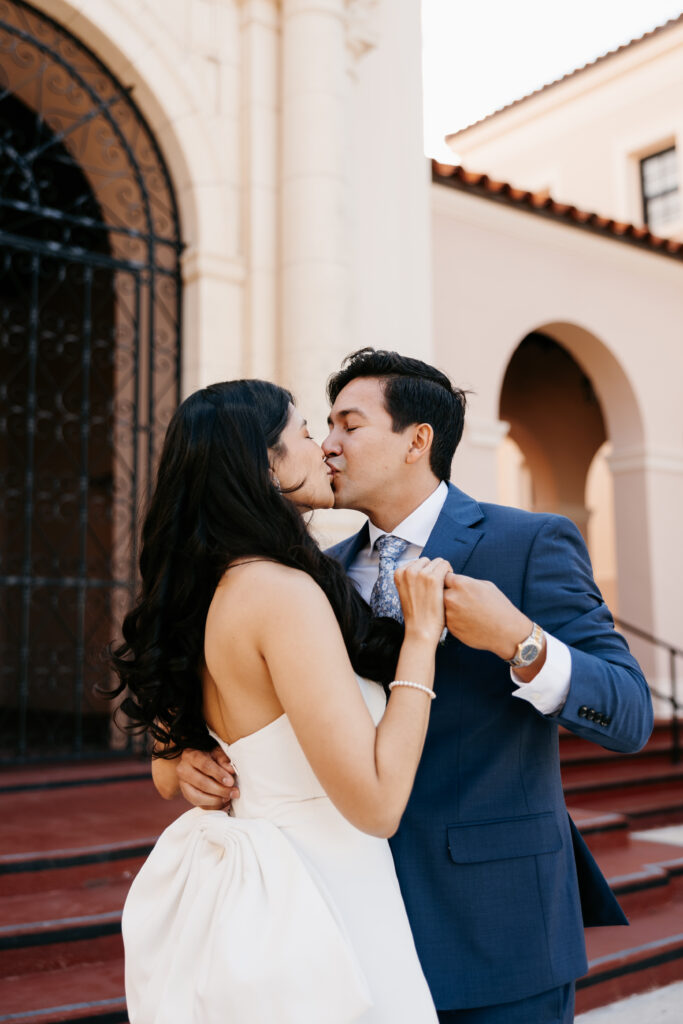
0 1 182 760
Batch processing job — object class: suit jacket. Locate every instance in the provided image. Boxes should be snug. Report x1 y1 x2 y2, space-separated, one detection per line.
327 483 653 1011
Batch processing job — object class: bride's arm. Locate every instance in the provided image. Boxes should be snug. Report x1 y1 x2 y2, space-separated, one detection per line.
226 560 448 838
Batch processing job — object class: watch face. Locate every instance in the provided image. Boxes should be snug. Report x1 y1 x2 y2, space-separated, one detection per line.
520 642 538 661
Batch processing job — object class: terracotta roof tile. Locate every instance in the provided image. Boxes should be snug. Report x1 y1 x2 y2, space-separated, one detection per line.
431 162 683 261
447 15 683 140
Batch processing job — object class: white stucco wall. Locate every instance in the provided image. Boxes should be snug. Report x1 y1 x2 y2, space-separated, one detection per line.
33 0 430 433
446 20 683 240
431 182 683 680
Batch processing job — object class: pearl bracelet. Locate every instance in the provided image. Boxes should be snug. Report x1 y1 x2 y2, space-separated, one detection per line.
388 680 436 700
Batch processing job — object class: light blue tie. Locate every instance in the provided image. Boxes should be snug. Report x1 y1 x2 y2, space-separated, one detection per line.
370 534 409 622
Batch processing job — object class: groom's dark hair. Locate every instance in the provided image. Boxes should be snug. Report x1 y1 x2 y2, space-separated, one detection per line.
327 348 468 481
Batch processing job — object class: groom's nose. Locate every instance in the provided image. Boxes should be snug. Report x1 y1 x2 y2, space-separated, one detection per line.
322 430 339 456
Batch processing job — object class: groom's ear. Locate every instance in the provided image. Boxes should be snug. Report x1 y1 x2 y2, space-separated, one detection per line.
405 422 434 464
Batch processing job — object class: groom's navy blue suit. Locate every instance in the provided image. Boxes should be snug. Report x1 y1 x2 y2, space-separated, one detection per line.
329 484 653 1016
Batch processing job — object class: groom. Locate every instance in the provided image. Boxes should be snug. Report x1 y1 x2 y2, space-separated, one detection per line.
171 349 653 1022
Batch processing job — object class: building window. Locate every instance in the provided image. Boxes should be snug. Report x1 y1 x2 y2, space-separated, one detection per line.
640 147 679 232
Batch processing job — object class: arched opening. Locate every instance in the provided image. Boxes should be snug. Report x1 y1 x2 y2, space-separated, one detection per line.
586 441 617 613
499 332 608 540
498 321 655 688
0 1 182 760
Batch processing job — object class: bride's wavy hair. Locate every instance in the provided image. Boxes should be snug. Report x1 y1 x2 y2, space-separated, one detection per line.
109 380 400 757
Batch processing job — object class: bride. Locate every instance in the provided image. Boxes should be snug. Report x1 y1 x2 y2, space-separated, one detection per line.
112 379 448 1023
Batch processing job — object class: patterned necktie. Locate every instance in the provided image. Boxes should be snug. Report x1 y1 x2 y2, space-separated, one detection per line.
370 534 410 622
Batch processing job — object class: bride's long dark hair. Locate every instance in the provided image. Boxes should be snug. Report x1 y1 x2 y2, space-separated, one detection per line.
109 380 400 757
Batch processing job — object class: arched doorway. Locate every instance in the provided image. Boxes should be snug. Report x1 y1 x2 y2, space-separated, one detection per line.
0 1 182 760
499 331 608 540
498 321 655 686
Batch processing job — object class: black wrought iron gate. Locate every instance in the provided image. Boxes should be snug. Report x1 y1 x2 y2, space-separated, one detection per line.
0 1 182 761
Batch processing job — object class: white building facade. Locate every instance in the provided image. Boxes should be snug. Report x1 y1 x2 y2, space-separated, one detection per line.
434 16 683 705
0 0 432 756
1 1 681 757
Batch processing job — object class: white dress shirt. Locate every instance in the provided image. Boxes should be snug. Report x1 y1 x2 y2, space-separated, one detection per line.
347 481 571 715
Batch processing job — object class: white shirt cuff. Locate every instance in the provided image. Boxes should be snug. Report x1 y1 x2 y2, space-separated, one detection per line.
510 632 571 715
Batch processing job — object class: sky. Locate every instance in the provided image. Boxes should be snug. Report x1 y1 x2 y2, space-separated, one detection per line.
422 0 683 160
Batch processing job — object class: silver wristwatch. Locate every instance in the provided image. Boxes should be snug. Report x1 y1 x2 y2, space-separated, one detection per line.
507 622 544 667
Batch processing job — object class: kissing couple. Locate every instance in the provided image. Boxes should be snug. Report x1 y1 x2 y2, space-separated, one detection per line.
113 348 652 1023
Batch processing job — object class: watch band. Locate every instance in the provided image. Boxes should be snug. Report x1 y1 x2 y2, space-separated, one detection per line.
507 622 544 667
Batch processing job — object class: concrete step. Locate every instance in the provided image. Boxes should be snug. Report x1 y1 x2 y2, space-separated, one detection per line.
0 855 145 902
562 757 683 795
0 775 180 862
0 859 140 932
0 923 123 979
0 958 127 1023
0 762 174 1022
3 757 683 1020
0 758 150 794
566 781 683 830
559 722 678 766
568 808 631 850
577 896 683 1013
586 837 683 916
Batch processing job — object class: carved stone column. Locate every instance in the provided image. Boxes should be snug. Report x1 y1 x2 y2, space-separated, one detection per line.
238 0 281 381
279 0 361 438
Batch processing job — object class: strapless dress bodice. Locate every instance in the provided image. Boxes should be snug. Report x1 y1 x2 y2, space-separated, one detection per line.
122 675 437 1023
209 675 387 821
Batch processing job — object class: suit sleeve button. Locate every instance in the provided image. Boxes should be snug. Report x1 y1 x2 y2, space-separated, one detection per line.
578 706 588 718
602 716 611 726
585 709 596 721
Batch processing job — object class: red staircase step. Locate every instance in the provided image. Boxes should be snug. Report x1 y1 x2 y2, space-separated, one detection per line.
584 836 683 915
0 776 181 860
560 722 677 766
577 909 683 1013
568 807 630 849
0 758 150 794
0 763 179 1022
562 757 683 794
567 781 683 829
2 745 682 1020
0 958 127 1023
0 856 144 901
0 858 141 928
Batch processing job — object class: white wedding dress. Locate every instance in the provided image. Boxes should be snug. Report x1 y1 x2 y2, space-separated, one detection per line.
123 676 438 1024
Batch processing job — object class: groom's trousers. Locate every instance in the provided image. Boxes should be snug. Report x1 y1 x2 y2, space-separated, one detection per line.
437 982 575 1024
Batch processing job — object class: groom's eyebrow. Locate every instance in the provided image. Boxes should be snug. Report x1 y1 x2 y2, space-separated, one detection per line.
327 407 366 426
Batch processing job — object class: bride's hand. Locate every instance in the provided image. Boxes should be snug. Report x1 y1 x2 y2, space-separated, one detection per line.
395 557 452 645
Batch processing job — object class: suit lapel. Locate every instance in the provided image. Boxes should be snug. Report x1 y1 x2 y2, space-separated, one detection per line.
331 485 485 575
330 521 370 569
421 484 484 575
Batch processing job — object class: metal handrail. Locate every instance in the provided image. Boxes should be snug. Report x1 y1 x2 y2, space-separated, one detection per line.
615 618 681 763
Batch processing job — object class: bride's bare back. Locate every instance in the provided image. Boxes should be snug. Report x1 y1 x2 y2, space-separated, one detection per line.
202 560 287 745
200 556 449 838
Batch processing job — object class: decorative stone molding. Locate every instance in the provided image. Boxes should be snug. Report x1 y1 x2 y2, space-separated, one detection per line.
181 247 246 285
464 417 511 449
236 0 280 28
607 446 683 476
345 0 380 60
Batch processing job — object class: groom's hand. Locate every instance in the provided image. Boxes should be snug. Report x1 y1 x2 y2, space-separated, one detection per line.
443 573 532 662
177 747 239 810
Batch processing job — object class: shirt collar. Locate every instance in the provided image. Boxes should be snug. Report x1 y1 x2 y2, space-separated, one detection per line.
367 481 449 553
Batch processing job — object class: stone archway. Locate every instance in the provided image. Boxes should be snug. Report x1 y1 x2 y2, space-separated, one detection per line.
500 331 608 539
0 0 182 759
498 320 654 679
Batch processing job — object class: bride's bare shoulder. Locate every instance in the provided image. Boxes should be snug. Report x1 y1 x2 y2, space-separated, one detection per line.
212 560 325 615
